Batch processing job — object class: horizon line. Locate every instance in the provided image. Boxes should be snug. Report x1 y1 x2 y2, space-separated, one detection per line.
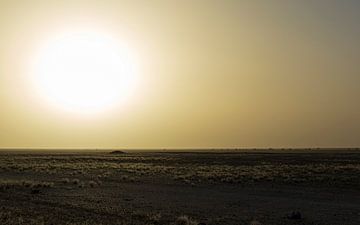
0 147 359 151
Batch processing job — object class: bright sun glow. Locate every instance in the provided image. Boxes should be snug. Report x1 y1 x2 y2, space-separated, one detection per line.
31 31 138 114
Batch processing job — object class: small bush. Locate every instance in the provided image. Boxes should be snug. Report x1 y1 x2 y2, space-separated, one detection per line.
78 182 85 188
72 179 80 185
250 220 263 225
0 180 53 190
61 178 70 184
88 180 97 187
175 215 198 225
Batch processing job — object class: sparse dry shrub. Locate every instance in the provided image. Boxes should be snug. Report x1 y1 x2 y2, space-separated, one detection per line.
148 212 161 223
88 180 97 187
61 178 70 184
78 182 85 188
131 211 147 219
32 182 54 188
121 175 128 180
72 179 80 185
250 220 263 225
0 179 54 190
22 180 33 188
94 178 102 186
175 215 198 225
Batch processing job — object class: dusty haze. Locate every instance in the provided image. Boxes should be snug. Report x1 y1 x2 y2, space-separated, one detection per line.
0 0 360 148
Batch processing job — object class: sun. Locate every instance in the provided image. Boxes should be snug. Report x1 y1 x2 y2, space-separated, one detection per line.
31 30 138 114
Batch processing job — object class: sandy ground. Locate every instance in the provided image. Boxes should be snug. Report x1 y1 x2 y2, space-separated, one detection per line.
0 150 359 225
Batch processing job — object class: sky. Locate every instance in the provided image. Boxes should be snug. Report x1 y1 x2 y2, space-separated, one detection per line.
0 0 360 149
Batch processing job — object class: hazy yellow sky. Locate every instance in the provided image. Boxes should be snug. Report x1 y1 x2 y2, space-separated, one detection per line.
1 0 360 148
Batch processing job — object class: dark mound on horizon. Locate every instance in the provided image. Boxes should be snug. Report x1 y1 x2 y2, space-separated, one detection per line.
109 150 126 154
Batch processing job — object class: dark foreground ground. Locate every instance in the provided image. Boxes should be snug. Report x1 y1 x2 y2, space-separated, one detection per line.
0 150 359 225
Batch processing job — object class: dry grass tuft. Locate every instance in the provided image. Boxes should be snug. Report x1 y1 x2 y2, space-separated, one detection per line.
175 215 198 225
0 180 54 190
88 180 97 188
72 179 80 185
61 178 70 184
250 220 263 225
